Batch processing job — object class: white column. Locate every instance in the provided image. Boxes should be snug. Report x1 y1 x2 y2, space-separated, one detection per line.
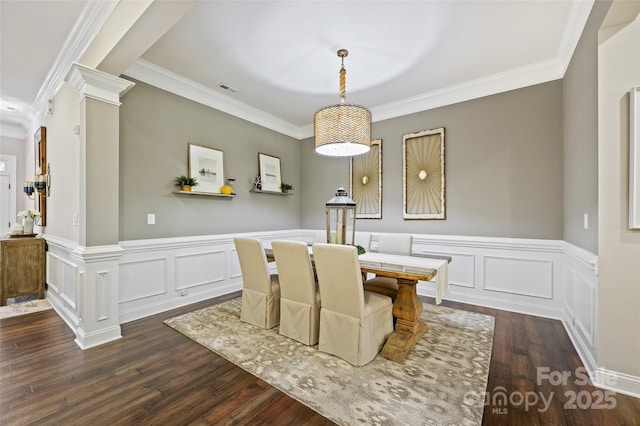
64 63 134 349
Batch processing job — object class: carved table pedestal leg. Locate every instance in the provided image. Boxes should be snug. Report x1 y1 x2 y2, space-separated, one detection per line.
380 278 428 363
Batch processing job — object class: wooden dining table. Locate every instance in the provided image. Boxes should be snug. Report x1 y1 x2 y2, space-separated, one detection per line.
265 245 451 363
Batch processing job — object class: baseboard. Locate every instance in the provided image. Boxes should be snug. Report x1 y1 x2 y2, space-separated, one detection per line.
74 324 122 350
594 368 640 399
119 281 242 323
418 285 564 320
561 316 597 376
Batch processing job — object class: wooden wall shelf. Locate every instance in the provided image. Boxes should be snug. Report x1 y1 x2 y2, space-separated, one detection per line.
173 191 235 198
249 189 292 196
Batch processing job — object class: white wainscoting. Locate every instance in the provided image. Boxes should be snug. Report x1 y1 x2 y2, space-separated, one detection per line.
45 236 81 332
561 241 598 381
404 234 565 319
118 230 300 323
44 231 584 338
45 236 125 349
117 231 568 322
46 230 637 395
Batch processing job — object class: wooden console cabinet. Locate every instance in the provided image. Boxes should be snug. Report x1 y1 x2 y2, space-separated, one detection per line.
0 237 46 306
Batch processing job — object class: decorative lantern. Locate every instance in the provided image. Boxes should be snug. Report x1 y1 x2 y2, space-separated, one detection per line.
325 185 357 245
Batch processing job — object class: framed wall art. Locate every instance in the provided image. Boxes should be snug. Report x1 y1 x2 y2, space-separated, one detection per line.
189 143 224 194
258 153 282 192
403 128 445 220
630 86 640 229
34 126 47 225
350 139 382 219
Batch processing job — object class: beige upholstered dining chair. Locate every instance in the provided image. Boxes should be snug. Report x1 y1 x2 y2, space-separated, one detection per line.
312 243 394 366
353 231 372 251
271 240 321 345
234 237 280 329
376 233 413 255
363 233 413 300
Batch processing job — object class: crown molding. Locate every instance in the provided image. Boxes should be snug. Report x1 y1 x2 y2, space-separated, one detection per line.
66 63 135 105
109 1 595 141
29 1 118 129
556 0 595 76
125 54 568 142
0 0 594 141
371 57 564 124
296 54 567 140
372 0 594 125
123 59 307 140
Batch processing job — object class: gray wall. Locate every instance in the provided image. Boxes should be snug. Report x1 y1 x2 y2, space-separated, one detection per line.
85 98 120 246
562 0 609 254
302 81 564 239
119 80 301 240
122 77 564 241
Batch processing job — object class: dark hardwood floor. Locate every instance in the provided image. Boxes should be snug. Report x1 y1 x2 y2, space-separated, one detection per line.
1 292 639 425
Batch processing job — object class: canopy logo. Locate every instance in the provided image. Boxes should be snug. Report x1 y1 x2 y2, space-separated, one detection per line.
463 367 618 414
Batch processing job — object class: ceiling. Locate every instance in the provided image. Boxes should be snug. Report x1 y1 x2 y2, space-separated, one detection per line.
0 0 599 140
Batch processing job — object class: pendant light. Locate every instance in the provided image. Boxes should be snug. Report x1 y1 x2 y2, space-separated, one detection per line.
314 49 371 157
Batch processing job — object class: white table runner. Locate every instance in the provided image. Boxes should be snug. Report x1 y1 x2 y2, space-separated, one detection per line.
359 252 450 304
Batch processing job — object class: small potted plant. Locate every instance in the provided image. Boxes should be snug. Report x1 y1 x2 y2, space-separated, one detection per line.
280 182 293 193
175 175 198 192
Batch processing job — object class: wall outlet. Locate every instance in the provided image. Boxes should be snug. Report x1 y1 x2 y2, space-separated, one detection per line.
147 214 155 225
583 213 589 230
73 213 78 227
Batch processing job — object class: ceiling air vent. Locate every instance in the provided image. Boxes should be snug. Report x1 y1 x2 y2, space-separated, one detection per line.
217 83 238 94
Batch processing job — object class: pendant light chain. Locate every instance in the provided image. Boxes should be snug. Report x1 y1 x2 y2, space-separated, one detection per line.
340 66 346 102
339 54 346 103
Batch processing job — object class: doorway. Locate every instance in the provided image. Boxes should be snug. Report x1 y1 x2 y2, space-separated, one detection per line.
0 154 17 234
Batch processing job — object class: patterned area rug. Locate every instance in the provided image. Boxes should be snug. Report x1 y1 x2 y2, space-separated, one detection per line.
0 299 52 319
165 298 494 425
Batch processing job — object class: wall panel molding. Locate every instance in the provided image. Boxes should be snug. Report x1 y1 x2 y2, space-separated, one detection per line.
175 250 226 290
410 233 564 319
482 255 554 299
415 249 475 288
118 230 300 323
561 241 598 381
44 235 123 349
44 238 81 330
120 257 168 303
